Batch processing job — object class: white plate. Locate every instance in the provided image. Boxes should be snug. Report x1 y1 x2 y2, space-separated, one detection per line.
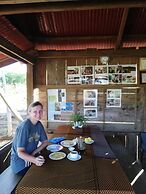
60 140 76 148
46 144 63 152
49 152 66 160
85 140 94 144
67 153 81 161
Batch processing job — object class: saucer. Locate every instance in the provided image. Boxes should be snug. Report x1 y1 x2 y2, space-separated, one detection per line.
67 153 81 161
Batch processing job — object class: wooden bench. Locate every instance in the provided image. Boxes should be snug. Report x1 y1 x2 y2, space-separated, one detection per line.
0 166 22 194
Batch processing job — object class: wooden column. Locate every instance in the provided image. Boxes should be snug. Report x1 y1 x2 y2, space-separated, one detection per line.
26 63 33 106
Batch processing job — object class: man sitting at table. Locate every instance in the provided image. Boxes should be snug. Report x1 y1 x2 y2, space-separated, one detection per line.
10 101 48 176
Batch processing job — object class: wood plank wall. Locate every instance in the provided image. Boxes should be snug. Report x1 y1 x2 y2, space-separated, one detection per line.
33 56 146 132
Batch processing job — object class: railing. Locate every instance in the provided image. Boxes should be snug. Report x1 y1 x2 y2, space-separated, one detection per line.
0 91 24 148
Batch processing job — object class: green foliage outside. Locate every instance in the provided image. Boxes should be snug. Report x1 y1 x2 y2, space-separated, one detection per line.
0 72 26 85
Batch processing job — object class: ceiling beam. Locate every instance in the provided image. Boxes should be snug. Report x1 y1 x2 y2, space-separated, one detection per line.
0 36 35 64
38 48 146 58
1 1 146 15
33 34 146 44
0 0 64 4
33 35 116 42
115 8 129 49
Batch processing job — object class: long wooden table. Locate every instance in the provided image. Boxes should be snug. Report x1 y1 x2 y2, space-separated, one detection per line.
15 125 135 194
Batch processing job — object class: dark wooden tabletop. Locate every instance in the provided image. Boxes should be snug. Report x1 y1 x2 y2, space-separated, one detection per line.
15 125 135 194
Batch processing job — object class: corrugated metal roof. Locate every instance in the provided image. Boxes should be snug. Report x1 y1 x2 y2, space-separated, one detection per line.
123 40 146 49
37 8 123 36
1 5 146 52
34 8 123 50
0 16 33 51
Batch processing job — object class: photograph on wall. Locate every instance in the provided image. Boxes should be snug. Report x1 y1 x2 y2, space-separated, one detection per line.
95 66 107 74
55 102 61 111
94 65 108 85
109 74 122 84
81 66 94 75
81 75 94 85
84 108 97 118
108 65 122 74
58 89 66 102
95 74 109 84
122 65 137 84
83 89 97 107
140 58 146 70
54 114 61 120
67 66 81 84
84 99 97 107
68 75 81 84
106 89 121 107
67 66 80 75
141 72 146 83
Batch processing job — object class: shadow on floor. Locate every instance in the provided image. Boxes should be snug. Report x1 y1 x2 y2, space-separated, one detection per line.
105 134 146 194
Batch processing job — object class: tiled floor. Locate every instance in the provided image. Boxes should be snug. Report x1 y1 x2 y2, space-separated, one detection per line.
105 134 146 194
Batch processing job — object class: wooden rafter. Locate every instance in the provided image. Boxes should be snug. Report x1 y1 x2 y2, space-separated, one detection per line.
115 8 129 49
0 1 146 15
38 48 146 58
0 36 35 65
33 35 116 42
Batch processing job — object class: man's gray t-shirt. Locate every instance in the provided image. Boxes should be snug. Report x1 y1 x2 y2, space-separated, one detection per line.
10 119 47 173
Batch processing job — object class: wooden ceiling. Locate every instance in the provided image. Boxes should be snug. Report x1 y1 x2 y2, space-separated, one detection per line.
0 0 146 66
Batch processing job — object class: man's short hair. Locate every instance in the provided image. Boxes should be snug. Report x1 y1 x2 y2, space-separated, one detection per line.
27 101 43 113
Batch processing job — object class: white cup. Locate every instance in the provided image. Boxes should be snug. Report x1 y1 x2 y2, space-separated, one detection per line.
70 151 78 159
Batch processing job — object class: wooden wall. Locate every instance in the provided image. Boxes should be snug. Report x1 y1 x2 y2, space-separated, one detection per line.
33 56 146 132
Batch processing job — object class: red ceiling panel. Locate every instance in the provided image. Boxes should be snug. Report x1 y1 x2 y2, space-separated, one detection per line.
123 40 146 49
0 53 7 60
1 6 146 52
0 16 33 51
37 8 123 37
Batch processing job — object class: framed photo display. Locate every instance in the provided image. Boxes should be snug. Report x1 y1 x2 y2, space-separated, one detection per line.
106 89 121 107
66 63 137 85
122 65 137 84
140 58 146 71
84 108 97 118
140 72 146 84
83 89 97 107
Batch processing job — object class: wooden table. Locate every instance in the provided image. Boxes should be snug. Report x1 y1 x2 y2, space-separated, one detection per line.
15 125 135 194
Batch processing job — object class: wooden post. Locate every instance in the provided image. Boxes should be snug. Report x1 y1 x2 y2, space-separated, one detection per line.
26 63 33 106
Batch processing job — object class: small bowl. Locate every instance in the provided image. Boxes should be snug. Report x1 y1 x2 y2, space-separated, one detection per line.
68 146 75 151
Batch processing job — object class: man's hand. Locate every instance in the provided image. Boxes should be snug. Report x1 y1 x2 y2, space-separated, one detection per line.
35 155 45 166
